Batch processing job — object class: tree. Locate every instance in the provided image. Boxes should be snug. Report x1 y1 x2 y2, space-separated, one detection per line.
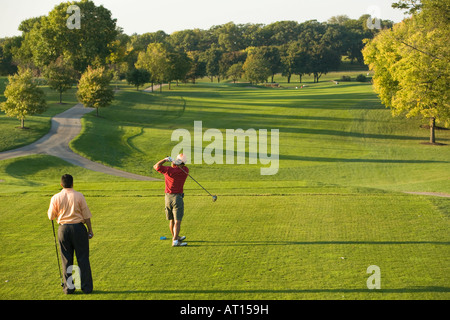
186 51 206 84
241 23 266 48
279 44 296 83
227 62 243 83
219 51 247 82
295 24 342 83
264 21 301 46
327 15 351 25
168 51 191 87
392 0 423 14
169 29 200 52
280 41 310 84
341 20 369 64
243 54 271 84
251 46 282 83
0 36 22 76
128 31 169 52
0 68 47 128
125 68 151 91
18 0 118 74
43 56 78 103
77 66 114 117
135 43 171 92
202 44 223 82
215 22 244 51
363 1 450 143
308 40 341 83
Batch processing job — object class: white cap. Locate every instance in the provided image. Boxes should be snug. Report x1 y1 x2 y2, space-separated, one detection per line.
173 153 187 165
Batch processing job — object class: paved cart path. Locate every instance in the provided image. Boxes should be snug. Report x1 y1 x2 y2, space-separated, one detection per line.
0 103 159 181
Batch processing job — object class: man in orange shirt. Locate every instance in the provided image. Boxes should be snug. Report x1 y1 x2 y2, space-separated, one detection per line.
48 174 94 294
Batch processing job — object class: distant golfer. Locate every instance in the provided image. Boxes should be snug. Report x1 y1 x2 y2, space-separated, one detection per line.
154 154 189 247
47 174 94 294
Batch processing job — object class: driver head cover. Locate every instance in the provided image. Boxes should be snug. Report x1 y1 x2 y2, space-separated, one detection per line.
174 153 187 165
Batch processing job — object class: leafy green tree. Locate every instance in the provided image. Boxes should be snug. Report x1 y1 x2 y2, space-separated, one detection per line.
280 42 310 83
392 0 423 14
0 68 47 128
340 20 369 64
241 23 266 48
308 28 342 82
215 22 244 51
243 54 271 84
279 44 296 83
0 36 22 75
263 21 301 46
327 15 351 25
43 56 78 103
125 68 151 91
135 43 171 92
18 0 117 73
186 51 206 84
202 44 223 82
363 0 450 143
169 29 200 52
128 31 169 52
218 51 247 82
227 62 243 83
77 66 114 117
309 46 341 83
168 51 191 87
251 46 282 83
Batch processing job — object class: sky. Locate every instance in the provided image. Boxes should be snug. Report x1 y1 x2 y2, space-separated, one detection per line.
0 0 408 38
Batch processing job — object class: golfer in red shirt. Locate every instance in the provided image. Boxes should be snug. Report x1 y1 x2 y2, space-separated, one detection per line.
154 154 189 247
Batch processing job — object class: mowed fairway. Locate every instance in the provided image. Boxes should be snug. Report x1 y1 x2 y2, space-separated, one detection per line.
0 73 449 299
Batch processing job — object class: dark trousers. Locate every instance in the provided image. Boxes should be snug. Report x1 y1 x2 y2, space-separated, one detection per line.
58 223 93 294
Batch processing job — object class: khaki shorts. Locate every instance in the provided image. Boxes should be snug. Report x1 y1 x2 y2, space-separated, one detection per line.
165 193 184 221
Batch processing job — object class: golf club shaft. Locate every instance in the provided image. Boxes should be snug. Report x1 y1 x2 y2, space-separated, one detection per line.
52 220 63 286
177 165 214 197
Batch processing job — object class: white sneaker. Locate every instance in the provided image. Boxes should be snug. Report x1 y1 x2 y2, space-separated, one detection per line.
172 240 187 247
178 236 186 241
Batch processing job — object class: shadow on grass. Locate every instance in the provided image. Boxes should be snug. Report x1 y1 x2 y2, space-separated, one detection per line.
4 155 73 180
90 286 450 295
185 240 450 247
279 154 449 163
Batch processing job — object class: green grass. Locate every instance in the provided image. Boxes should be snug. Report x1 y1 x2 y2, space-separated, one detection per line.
71 73 449 192
0 72 449 300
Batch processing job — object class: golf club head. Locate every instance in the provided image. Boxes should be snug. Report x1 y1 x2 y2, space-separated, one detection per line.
212 195 217 202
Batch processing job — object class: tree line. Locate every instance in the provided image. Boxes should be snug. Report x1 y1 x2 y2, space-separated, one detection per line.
0 0 393 91
1 0 447 145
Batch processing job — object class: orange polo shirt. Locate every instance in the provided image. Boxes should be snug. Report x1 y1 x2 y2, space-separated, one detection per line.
48 188 92 225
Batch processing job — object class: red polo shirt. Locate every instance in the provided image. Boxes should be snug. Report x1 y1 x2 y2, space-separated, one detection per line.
155 165 189 194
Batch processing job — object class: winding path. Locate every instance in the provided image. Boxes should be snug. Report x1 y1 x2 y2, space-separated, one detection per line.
0 103 159 181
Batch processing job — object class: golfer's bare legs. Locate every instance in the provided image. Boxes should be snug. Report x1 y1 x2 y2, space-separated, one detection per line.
169 219 181 240
169 219 174 238
173 220 181 241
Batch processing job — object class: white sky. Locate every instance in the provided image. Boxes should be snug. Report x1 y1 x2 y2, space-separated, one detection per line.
0 0 407 38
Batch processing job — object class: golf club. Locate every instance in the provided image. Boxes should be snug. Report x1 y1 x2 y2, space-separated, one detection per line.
51 220 64 287
168 156 217 202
